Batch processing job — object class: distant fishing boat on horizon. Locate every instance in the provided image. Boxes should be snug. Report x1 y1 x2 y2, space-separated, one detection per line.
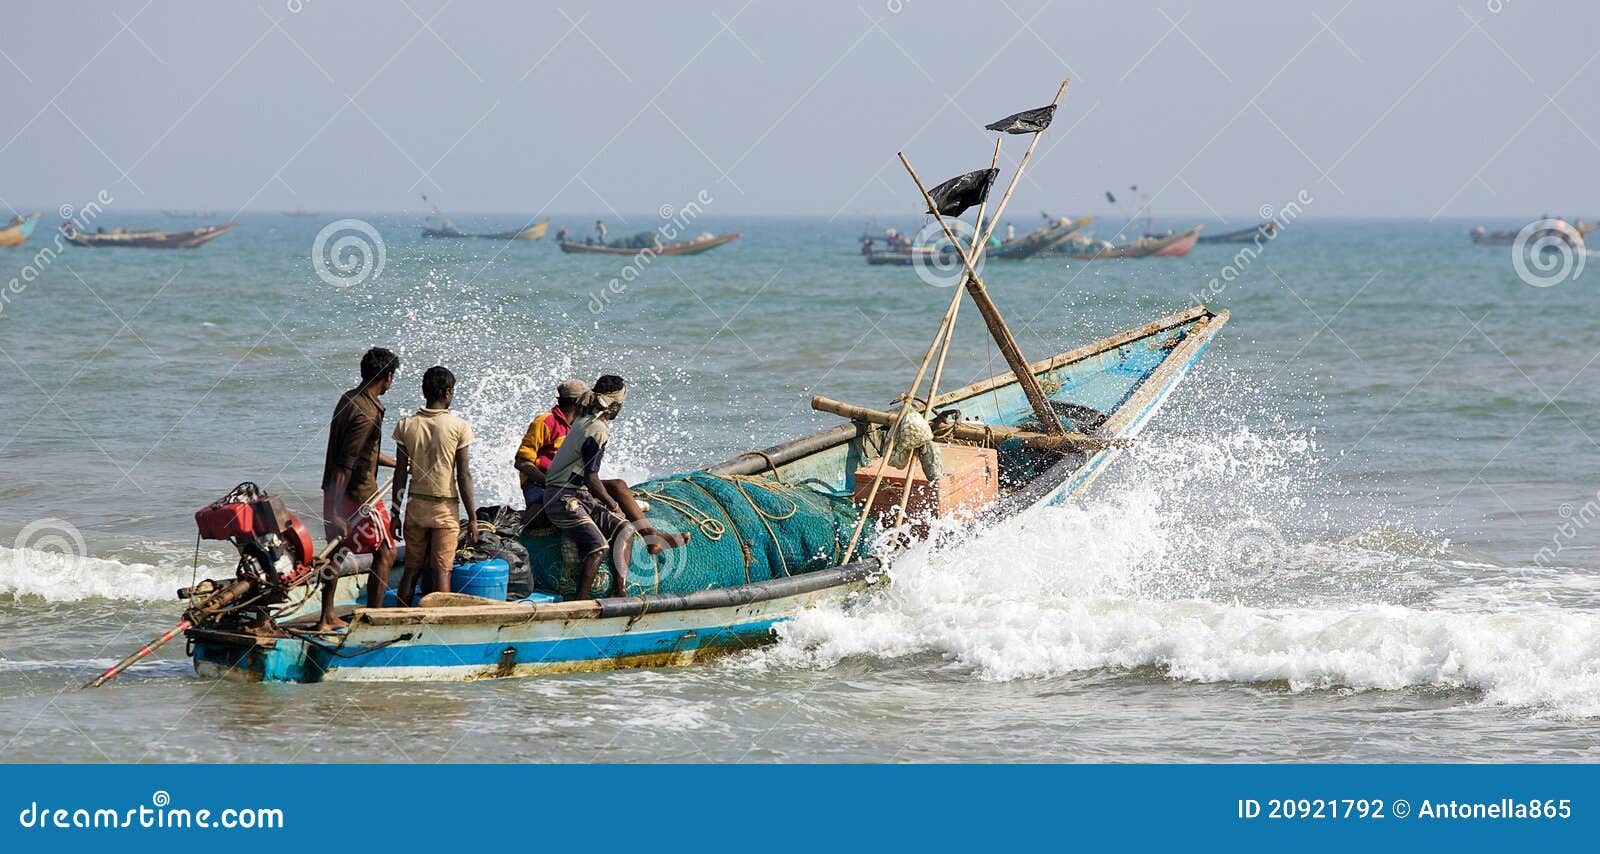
61 221 236 249
419 194 548 240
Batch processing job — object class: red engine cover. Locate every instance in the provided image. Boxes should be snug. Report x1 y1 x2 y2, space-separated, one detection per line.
195 502 257 541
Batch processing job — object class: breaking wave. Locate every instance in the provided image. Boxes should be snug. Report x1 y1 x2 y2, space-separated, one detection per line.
0 543 225 603
768 382 1600 718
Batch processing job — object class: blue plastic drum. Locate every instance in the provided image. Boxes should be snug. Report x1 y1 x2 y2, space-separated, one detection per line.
451 558 510 601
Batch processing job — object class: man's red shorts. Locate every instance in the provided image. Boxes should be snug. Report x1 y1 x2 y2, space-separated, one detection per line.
327 496 394 554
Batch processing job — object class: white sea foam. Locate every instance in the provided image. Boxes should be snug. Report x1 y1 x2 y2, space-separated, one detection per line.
0 545 205 603
769 420 1600 718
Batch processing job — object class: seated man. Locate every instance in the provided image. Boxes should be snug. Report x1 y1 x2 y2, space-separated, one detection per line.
515 378 689 556
514 378 589 524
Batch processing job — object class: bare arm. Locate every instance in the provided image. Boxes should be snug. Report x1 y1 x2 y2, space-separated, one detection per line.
393 445 410 508
456 445 479 546
585 469 619 513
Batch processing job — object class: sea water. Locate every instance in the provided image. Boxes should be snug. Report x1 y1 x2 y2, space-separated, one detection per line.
1 212 1597 762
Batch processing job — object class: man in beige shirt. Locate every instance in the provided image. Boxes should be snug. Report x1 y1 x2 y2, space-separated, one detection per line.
392 366 478 605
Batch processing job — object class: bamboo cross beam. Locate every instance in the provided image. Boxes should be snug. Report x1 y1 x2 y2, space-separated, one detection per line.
898 152 1064 435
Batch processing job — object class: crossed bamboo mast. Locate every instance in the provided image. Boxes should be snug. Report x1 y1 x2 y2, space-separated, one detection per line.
842 78 1071 557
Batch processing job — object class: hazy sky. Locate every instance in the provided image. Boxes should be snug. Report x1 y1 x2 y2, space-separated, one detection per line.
3 1 1596 219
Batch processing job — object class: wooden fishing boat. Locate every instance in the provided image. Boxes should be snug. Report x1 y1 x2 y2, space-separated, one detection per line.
1470 219 1592 245
423 219 549 241
1197 221 1276 244
185 305 1227 683
558 231 741 256
991 216 1091 259
865 246 940 265
0 211 40 247
62 222 236 249
1067 225 1202 260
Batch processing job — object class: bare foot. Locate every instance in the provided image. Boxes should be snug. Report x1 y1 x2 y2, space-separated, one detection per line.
315 615 348 632
645 530 692 556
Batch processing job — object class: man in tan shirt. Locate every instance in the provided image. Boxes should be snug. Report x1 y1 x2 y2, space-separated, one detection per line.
392 366 478 605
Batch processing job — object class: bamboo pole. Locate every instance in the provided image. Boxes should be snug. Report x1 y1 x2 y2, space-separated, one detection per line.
898 152 1063 436
843 78 1071 555
812 396 1125 451
889 139 1004 528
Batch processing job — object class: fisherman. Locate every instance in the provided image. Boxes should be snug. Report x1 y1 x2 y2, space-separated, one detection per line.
555 227 569 244
514 378 590 521
594 219 608 244
516 378 689 553
1006 223 1016 242
392 366 479 606
319 347 400 630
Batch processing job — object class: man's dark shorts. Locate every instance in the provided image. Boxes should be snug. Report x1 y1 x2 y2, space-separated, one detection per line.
544 488 627 557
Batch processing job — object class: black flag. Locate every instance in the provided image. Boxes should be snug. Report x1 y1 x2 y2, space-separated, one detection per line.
985 104 1057 134
1105 191 1117 204
927 168 998 217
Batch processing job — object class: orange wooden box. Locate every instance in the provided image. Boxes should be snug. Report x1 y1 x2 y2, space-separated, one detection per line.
853 442 999 524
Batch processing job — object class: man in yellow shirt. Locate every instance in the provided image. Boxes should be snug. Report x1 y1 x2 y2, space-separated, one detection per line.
392 366 478 605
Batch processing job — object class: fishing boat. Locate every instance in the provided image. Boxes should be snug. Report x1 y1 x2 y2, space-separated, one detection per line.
1067 225 1202 260
1470 218 1593 245
419 193 549 240
178 305 1225 683
1197 221 1277 244
88 79 1231 687
161 209 220 220
61 222 236 249
558 231 741 256
991 216 1091 259
282 208 320 218
422 219 549 241
0 211 40 247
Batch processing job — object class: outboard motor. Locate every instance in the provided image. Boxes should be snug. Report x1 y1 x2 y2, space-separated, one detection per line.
182 482 317 630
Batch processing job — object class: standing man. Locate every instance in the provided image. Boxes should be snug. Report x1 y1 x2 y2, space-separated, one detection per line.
594 219 607 245
319 347 400 631
392 366 478 606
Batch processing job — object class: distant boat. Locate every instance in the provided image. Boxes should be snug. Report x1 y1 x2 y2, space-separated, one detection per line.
422 219 549 241
0 211 40 247
558 231 741 256
1470 218 1593 245
1197 221 1277 244
418 192 548 241
161 209 220 219
282 209 320 218
864 246 941 266
992 216 1091 259
1067 226 1203 260
62 222 236 249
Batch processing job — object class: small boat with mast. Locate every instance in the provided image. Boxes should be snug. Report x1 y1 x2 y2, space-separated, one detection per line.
87 78 1230 687
420 194 549 241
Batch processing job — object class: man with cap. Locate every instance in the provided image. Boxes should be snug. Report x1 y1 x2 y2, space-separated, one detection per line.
514 377 589 524
541 375 689 598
